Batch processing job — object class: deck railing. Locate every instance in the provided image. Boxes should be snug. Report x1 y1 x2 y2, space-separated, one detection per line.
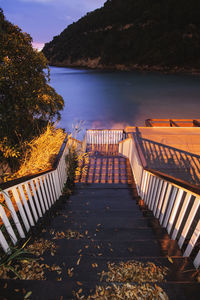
86 129 124 145
119 136 200 269
0 136 69 255
145 118 200 127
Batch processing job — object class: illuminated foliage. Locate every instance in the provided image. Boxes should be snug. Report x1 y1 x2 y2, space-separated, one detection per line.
0 9 64 169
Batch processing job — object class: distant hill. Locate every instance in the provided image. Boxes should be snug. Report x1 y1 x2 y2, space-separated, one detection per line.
43 0 200 72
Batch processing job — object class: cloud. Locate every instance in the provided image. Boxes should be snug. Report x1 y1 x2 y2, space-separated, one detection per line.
32 42 44 51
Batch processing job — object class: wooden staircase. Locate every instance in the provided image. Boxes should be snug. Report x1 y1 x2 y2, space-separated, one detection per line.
0 147 199 299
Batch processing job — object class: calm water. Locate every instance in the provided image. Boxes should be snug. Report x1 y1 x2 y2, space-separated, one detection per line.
48 66 200 133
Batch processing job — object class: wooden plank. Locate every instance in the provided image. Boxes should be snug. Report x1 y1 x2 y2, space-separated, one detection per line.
0 205 17 245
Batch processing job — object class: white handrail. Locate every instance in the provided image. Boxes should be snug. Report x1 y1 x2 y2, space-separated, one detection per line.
119 136 200 269
86 129 124 145
0 139 69 255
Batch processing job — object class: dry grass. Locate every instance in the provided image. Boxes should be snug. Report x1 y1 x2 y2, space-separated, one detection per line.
15 125 66 178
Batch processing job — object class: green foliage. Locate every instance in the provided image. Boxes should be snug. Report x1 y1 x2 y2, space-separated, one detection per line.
43 0 200 70
0 9 64 169
65 145 78 188
0 238 32 279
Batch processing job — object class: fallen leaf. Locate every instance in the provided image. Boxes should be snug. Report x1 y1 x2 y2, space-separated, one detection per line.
67 268 74 278
167 256 173 264
77 256 82 265
24 291 32 299
77 288 83 294
77 281 83 286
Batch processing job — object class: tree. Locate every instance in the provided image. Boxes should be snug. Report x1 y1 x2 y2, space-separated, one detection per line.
0 9 64 169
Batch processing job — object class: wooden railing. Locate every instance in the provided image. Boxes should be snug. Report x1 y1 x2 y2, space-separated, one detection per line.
119 136 200 269
86 129 124 145
145 119 200 127
0 136 69 255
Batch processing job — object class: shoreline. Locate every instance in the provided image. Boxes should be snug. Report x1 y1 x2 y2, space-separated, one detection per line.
48 61 200 75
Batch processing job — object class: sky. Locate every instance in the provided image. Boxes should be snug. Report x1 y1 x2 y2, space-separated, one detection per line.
0 0 106 50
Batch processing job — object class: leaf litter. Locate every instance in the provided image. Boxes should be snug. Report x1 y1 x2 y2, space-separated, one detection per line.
76 260 169 299
51 229 84 240
100 261 168 283
0 238 62 280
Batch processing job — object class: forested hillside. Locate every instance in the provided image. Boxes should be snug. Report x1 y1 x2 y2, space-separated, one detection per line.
43 0 200 72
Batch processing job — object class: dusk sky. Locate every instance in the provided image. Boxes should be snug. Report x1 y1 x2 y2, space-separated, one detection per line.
0 0 106 49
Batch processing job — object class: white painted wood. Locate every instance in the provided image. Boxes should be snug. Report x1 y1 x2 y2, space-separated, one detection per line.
167 189 184 236
193 250 200 268
12 187 30 232
24 183 38 222
43 176 52 207
171 193 192 240
143 172 150 203
49 173 56 202
153 179 163 216
52 171 59 199
3 191 25 238
39 177 49 210
46 175 54 205
18 185 34 226
163 187 178 228
0 230 10 253
54 170 61 198
178 197 200 248
160 184 173 225
30 180 42 217
35 179 46 214
50 172 58 200
148 176 156 209
150 177 159 211
184 219 200 257
155 181 168 219
0 205 17 245
140 169 146 199
145 175 153 204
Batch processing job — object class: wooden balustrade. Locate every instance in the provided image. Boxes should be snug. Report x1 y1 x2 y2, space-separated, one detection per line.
119 135 200 269
0 137 69 255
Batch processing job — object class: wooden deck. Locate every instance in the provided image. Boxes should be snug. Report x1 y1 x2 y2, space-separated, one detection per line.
126 127 200 187
75 151 132 185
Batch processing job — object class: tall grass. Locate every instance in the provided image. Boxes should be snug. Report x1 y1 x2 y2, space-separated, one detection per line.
14 125 66 178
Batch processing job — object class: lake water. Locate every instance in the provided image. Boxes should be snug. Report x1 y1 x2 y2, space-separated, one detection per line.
49 66 200 134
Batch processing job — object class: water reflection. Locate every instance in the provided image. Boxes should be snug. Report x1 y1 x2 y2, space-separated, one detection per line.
48 67 200 132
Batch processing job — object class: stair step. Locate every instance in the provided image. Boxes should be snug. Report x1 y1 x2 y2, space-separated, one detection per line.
0 279 199 300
